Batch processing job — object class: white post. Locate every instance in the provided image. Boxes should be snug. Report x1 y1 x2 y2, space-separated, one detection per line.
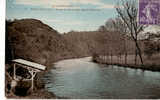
31 70 37 91
31 70 34 91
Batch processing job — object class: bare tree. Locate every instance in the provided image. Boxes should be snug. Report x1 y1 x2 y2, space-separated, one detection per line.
98 25 107 32
111 17 128 34
116 0 145 65
106 18 129 65
105 18 116 31
104 18 128 33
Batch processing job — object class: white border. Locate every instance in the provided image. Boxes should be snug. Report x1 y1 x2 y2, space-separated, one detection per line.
0 0 6 99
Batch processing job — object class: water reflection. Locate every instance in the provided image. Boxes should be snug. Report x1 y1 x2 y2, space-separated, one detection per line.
43 57 160 99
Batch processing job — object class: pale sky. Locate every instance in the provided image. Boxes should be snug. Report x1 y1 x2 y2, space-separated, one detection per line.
6 0 118 33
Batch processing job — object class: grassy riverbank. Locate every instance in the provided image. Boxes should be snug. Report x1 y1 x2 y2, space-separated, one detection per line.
93 54 160 72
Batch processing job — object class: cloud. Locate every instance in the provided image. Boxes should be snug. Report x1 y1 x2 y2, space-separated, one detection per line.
14 0 115 9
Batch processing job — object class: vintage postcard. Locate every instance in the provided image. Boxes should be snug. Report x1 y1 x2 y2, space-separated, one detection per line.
5 0 160 99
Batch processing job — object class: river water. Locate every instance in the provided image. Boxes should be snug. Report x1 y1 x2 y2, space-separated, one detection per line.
43 57 160 99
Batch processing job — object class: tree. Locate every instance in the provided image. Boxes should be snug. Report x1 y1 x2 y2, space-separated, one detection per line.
98 25 107 32
116 0 145 65
102 18 128 33
110 17 128 34
104 18 116 31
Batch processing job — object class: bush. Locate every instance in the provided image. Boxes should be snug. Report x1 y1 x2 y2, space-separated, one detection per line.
14 81 31 96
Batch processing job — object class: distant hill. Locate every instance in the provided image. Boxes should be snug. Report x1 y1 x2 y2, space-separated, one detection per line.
6 19 75 67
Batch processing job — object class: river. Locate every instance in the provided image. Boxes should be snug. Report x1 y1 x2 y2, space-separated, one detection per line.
43 57 160 99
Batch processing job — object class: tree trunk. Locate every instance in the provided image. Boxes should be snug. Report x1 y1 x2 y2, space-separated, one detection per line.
135 40 144 65
125 52 127 64
107 55 109 64
120 54 122 64
134 49 137 65
111 54 112 64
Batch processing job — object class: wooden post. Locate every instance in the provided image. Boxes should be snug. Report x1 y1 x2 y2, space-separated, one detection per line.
31 71 37 91
31 70 34 91
13 63 16 80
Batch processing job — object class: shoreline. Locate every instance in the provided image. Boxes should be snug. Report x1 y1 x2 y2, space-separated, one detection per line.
93 55 160 72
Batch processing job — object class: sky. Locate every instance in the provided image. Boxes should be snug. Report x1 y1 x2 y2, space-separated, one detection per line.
6 0 118 33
